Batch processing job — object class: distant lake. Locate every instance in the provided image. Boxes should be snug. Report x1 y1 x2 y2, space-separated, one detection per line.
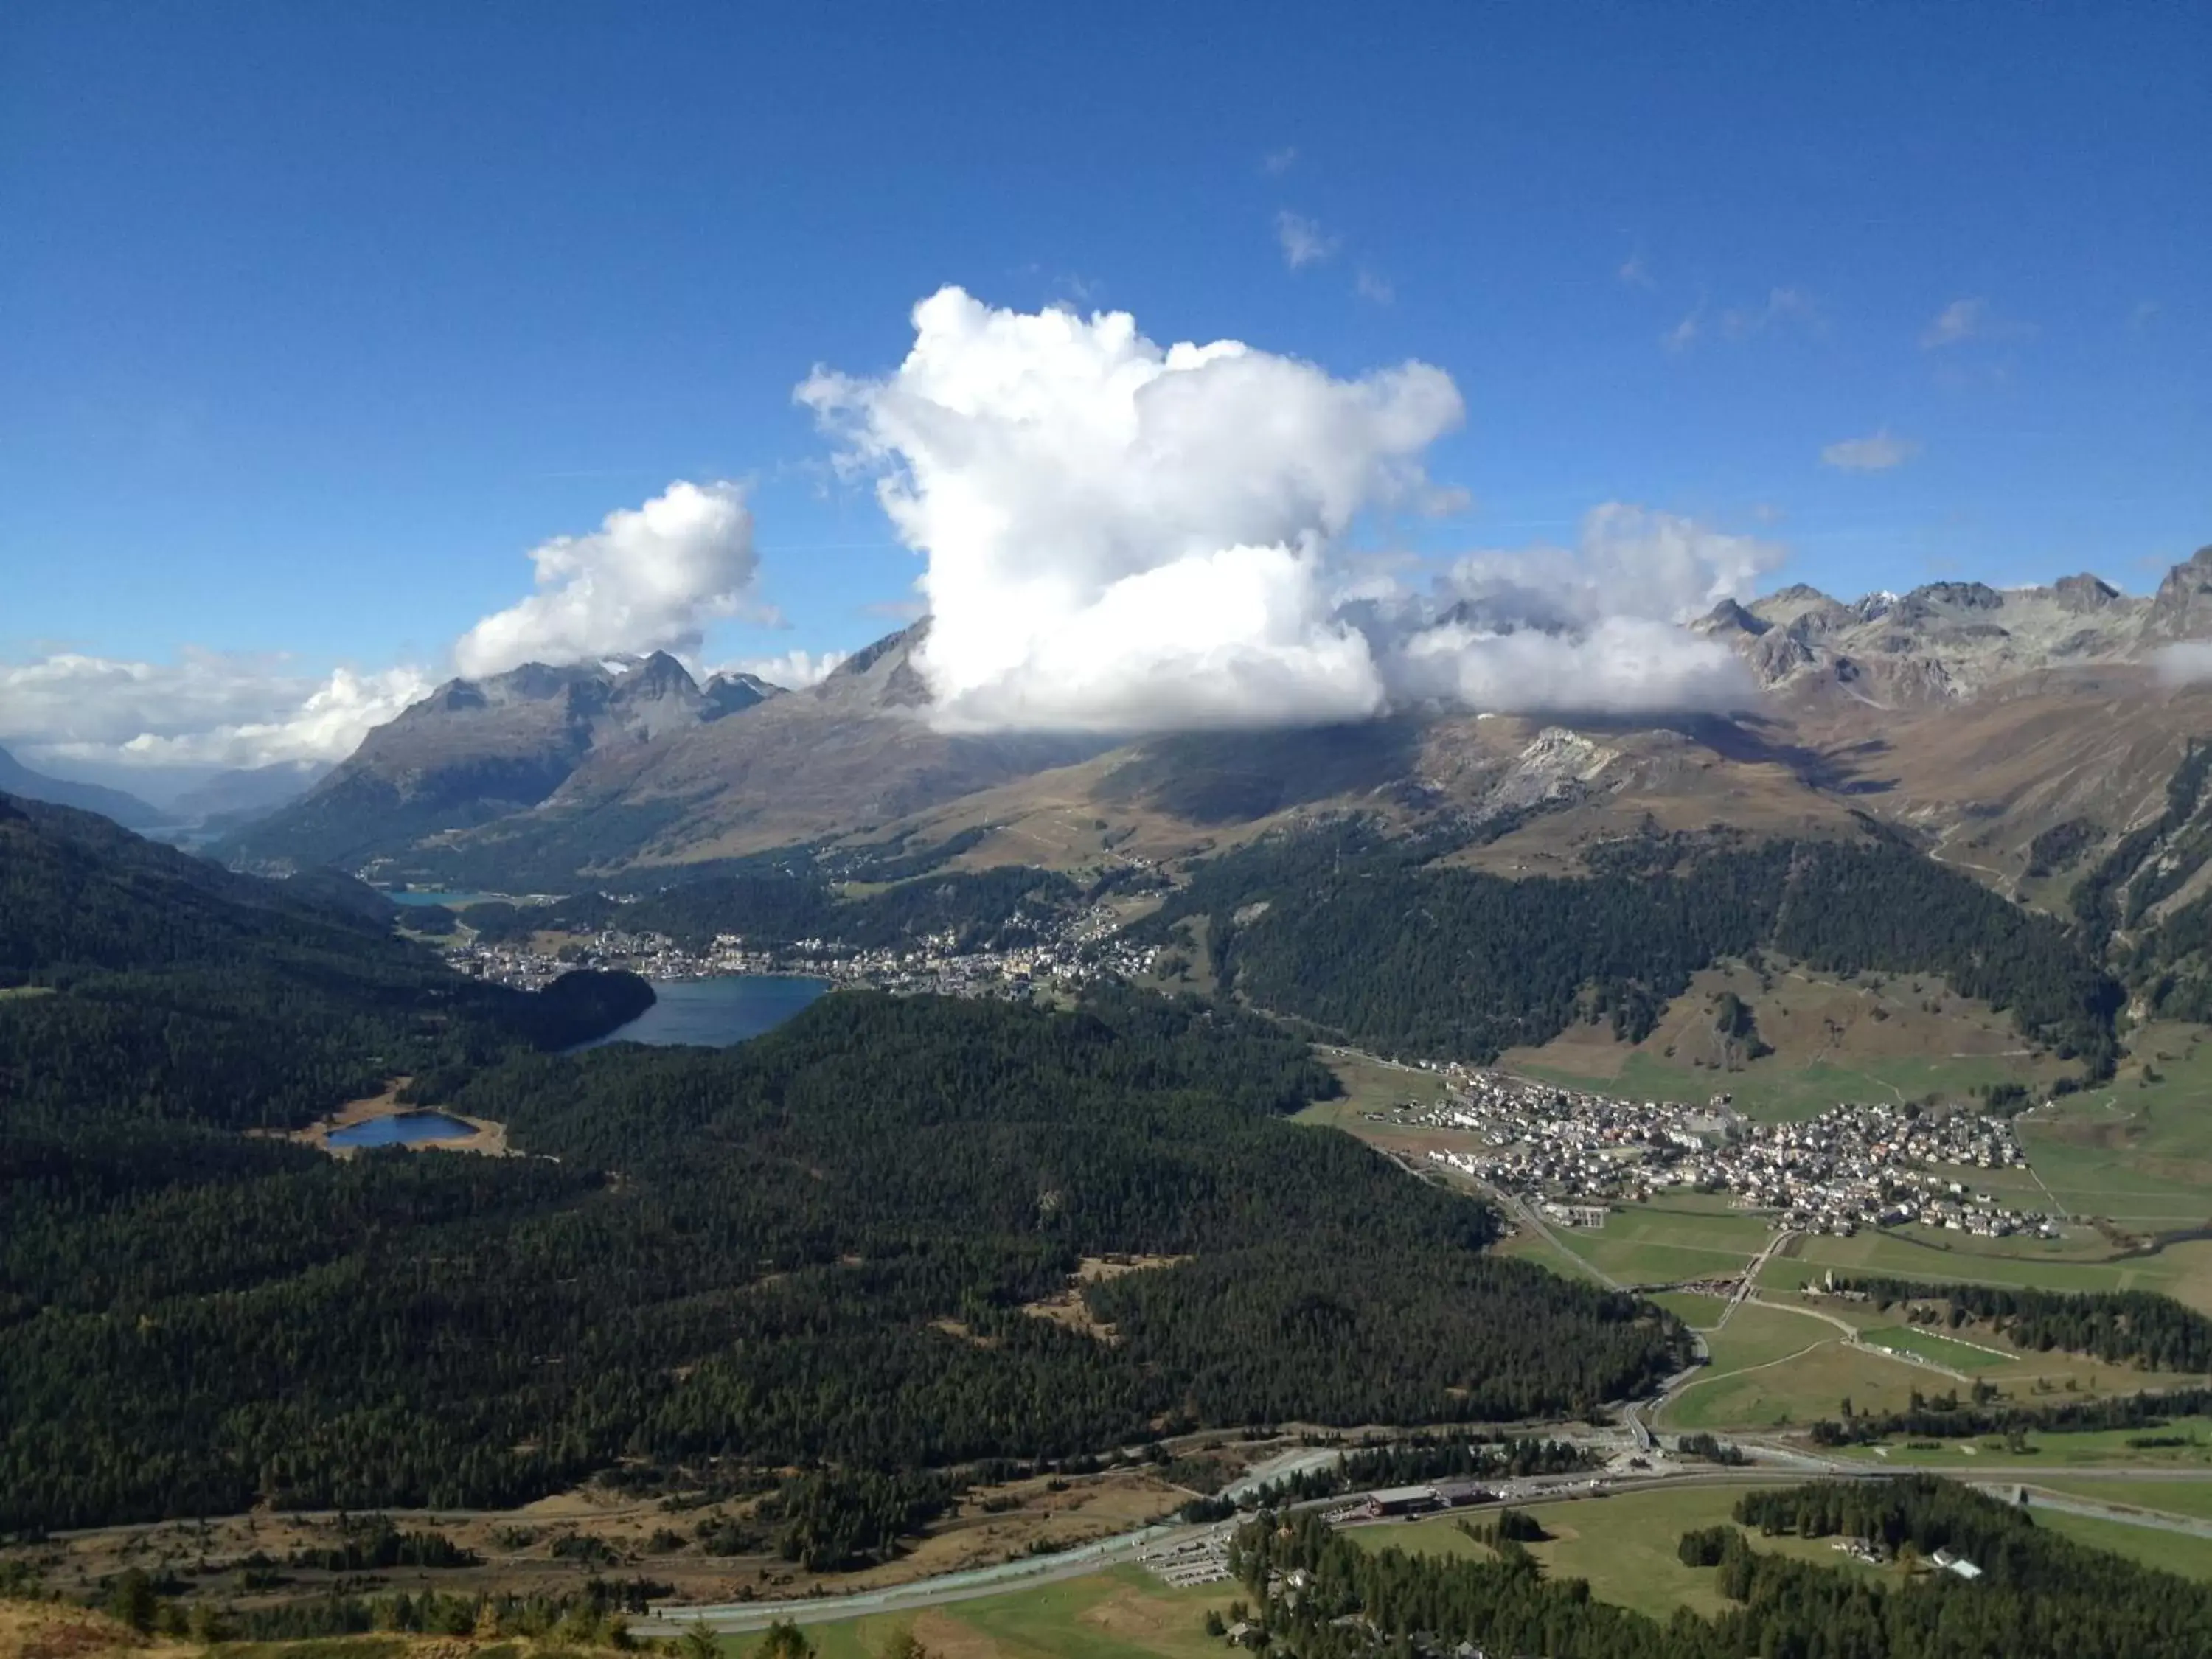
574 975 830 1049
388 890 505 908
329 1110 476 1149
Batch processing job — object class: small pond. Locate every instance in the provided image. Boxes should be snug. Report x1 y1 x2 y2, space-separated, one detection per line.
327 1110 477 1149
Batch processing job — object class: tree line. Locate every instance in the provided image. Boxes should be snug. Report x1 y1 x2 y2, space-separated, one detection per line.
1224 1475 2212 1657
1833 1279 2212 1374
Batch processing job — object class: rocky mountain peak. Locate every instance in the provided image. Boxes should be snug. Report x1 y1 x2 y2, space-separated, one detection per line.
2053 572 2121 612
1695 597 1770 638
701 670 782 721
813 621 933 711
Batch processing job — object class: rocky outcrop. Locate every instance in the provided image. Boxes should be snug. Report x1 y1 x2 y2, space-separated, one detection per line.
1718 546 2212 706
223 653 757 871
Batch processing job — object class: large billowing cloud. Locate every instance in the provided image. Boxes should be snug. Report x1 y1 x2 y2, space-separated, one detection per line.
799 288 1768 731
0 653 433 771
453 480 757 677
1383 505 1777 712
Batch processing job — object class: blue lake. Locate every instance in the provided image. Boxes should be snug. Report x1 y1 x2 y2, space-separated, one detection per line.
329 1110 477 1149
575 975 830 1049
388 890 505 908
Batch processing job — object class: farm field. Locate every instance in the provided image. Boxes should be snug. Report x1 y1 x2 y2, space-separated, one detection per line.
1526 1199 1773 1288
1649 1290 1729 1328
1490 1220 1613 1284
1834 1420 2212 1470
1360 1484 1873 1620
718 1565 1228 1659
1661 1326 1930 1432
1765 1226 2212 1315
2030 1508 2212 1582
2033 1477 2212 1523
1857 1325 2013 1373
1312 1049 1450 1119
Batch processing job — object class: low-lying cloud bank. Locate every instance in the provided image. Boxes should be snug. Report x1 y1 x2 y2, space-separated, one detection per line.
801 287 1770 733
0 653 434 772
5 288 1779 778
3 480 768 776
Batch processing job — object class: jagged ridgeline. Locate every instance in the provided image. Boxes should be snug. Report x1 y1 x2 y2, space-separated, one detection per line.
1141 821 2124 1077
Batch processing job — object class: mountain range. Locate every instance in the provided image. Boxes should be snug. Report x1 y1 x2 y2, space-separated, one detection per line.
222 546 2212 908
0 742 162 828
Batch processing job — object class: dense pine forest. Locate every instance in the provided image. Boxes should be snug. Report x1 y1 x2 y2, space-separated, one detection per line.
0 793 1686 1533
522 859 1082 953
1142 821 2124 1075
1229 1477 2212 1658
0 793 652 1139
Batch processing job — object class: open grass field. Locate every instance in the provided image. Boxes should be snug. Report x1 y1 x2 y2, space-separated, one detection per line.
1529 1198 1773 1287
2030 1507 2212 1581
718 1565 1228 1659
1649 1290 1729 1328
2032 1477 2212 1523
1491 1220 1614 1284
1663 1327 1930 1433
1834 1420 2212 1470
1357 1484 1873 1621
1500 961 2066 1123
1308 1049 1449 1121
1858 1325 2014 1373
1761 1224 2212 1315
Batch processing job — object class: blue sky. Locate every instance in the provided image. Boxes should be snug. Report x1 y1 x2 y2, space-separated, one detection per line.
2 1 2207 775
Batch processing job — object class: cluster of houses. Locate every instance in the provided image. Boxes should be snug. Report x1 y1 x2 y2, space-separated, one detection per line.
1411 1073 2058 1239
442 912 1157 999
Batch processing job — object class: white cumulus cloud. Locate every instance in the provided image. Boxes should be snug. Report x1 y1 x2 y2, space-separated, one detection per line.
452 479 758 678
1821 429 1920 471
717 647 850 689
799 287 1769 731
799 287 1462 732
1374 506 1776 714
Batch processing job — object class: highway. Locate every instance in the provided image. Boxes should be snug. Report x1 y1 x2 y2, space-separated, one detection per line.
632 1458 2212 1635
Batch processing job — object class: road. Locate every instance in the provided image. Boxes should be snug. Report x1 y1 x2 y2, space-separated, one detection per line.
1717 1231 1795 1327
631 1520 1191 1635
632 1460 2212 1635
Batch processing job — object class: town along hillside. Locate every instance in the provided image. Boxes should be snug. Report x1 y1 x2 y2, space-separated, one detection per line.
4 968 1690 1534
1136 818 2124 1080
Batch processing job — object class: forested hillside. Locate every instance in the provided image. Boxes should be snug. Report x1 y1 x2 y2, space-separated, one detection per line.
1144 822 2123 1075
3 988 1685 1531
0 793 651 1138
529 858 1081 953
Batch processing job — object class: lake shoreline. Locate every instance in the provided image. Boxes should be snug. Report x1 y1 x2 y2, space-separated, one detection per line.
282 1079 514 1159
571 973 830 1050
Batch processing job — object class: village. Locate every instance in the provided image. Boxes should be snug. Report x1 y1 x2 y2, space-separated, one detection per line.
435 900 1160 1001
1405 1069 2058 1239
